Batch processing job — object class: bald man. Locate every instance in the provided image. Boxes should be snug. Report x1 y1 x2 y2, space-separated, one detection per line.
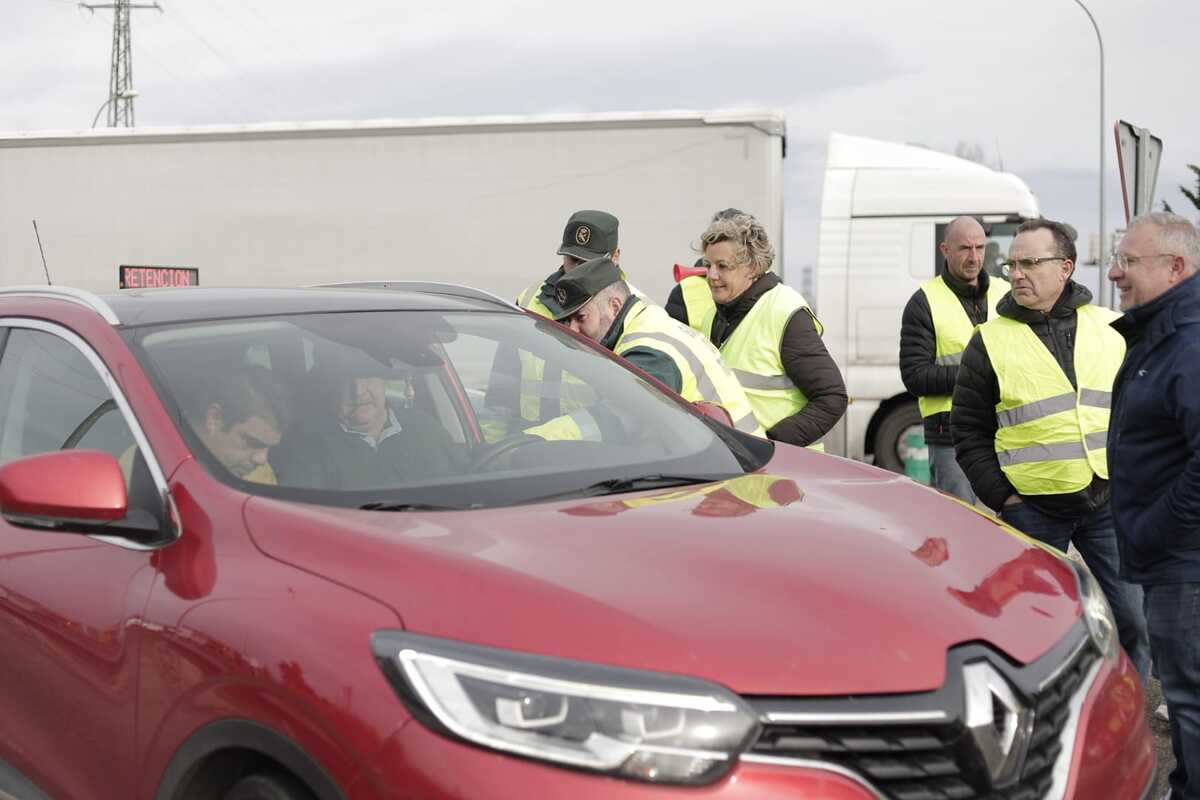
899 216 1008 500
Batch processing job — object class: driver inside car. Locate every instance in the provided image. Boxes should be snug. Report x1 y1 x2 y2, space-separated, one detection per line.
273 358 460 490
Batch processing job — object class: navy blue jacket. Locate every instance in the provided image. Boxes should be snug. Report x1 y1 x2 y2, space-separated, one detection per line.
1109 272 1200 584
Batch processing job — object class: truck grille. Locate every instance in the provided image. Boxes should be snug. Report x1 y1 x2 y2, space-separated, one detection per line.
747 646 1096 799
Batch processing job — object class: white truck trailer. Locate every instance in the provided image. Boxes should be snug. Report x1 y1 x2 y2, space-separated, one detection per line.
814 132 1040 469
0 110 785 303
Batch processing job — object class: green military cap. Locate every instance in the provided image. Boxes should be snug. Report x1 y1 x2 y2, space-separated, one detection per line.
557 209 619 261
549 257 621 320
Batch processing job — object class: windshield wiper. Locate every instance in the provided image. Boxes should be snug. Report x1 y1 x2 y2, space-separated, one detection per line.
358 501 467 512
575 473 729 497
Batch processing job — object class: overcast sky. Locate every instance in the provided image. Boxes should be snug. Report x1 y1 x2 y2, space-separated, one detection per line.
5 0 1197 279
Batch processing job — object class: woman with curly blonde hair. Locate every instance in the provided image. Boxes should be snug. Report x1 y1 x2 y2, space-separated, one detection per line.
696 212 846 448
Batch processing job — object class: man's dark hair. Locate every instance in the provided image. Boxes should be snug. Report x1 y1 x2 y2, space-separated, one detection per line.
196 366 290 431
1017 217 1078 263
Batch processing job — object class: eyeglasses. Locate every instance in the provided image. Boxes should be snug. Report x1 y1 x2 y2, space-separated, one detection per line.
1111 253 1178 270
1000 256 1066 278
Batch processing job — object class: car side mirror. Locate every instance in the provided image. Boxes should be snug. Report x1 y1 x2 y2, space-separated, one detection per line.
692 401 734 427
0 450 153 537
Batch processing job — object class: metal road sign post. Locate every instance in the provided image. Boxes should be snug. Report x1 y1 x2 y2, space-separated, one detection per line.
1115 120 1164 223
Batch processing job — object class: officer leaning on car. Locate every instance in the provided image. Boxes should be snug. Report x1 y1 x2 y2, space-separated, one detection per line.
899 216 1009 504
1106 212 1200 800
949 216 1151 681
524 256 765 440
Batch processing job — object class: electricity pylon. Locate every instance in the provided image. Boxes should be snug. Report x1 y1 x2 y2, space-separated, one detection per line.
80 0 163 127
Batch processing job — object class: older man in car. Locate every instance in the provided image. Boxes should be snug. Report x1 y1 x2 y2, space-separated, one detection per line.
275 358 460 490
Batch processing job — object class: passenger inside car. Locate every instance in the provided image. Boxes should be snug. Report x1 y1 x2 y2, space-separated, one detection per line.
187 366 289 485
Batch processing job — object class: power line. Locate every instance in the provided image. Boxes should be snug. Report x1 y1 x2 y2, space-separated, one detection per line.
162 3 290 118
79 0 163 127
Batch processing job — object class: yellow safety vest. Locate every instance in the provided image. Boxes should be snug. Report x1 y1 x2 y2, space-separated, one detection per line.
679 275 716 334
978 304 1124 496
515 278 590 424
617 300 765 437
523 407 607 442
917 275 1009 418
516 280 556 319
701 283 825 449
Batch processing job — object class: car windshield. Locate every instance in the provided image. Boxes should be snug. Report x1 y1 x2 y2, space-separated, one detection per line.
125 308 770 509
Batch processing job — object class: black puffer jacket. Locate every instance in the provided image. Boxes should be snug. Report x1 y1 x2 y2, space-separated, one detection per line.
899 270 998 445
665 283 689 326
950 280 1109 517
711 273 847 447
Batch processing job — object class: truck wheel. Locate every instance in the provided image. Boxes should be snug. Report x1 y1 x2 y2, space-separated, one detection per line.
872 401 922 474
223 771 315 800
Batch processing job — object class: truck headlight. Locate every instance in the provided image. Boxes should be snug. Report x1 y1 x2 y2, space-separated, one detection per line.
1070 560 1118 661
372 631 759 785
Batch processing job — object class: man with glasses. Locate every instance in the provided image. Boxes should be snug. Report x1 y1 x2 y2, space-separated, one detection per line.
1107 212 1200 799
950 217 1150 679
899 216 1008 502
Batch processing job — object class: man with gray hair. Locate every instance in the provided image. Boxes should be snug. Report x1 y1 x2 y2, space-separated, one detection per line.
1108 212 1200 799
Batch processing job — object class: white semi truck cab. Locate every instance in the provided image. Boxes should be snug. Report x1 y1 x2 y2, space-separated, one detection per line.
814 132 1040 470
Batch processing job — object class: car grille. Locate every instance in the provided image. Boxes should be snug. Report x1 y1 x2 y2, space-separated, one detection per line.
747 647 1097 800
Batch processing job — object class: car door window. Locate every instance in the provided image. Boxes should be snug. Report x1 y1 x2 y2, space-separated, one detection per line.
0 328 137 467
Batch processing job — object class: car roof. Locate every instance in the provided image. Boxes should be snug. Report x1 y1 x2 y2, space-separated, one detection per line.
96 284 518 327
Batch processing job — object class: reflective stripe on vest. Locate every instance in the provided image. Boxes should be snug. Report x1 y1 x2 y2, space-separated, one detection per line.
701 283 825 449
679 275 716 334
978 304 1124 496
917 275 1009 418
617 301 765 437
524 407 605 442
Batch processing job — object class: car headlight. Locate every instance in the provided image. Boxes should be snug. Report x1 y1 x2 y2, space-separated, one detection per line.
1070 560 1118 661
372 631 760 785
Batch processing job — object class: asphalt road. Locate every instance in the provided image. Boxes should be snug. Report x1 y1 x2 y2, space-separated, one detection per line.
1147 676 1172 800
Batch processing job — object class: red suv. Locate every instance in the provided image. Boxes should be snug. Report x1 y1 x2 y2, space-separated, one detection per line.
0 284 1153 800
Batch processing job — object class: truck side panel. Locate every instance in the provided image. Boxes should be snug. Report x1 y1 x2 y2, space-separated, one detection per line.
0 117 783 304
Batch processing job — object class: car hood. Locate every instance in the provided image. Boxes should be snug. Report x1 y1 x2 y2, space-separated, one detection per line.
245 447 1080 695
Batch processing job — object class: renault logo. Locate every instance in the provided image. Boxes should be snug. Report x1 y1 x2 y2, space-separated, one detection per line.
962 662 1033 787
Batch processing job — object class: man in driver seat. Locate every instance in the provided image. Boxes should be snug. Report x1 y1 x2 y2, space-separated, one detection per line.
530 257 764 440
274 357 459 490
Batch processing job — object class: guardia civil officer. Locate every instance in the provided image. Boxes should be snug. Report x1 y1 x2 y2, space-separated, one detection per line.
950 217 1150 678
516 210 641 317
528 256 764 440
696 212 845 448
900 216 1008 502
